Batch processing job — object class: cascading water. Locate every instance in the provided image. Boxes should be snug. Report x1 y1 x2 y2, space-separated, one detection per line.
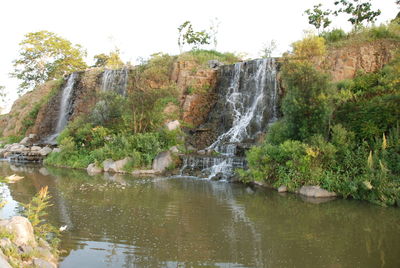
101 68 128 96
181 58 279 180
44 73 78 144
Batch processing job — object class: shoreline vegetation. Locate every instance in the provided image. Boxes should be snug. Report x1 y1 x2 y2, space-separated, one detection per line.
1 19 399 206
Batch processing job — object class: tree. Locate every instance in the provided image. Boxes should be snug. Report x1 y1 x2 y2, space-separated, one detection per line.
12 31 87 94
209 17 221 50
0 85 7 114
304 4 332 34
334 0 381 29
93 49 124 68
177 21 210 52
260 40 277 58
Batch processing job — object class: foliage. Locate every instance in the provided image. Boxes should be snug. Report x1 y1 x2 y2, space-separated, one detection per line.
291 34 326 59
334 0 381 29
12 30 87 94
260 40 277 58
23 186 60 248
178 49 240 66
241 52 400 206
177 21 211 52
320 28 347 43
93 49 124 68
304 4 332 34
281 61 333 141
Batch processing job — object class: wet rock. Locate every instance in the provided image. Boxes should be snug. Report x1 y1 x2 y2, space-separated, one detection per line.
19 137 31 145
197 150 206 155
165 120 180 131
103 159 116 173
39 146 52 156
0 249 12 268
32 258 57 268
0 216 37 247
210 172 224 181
299 186 337 198
152 151 173 173
277 185 288 193
87 163 103 175
208 60 222 69
31 146 42 151
112 157 131 173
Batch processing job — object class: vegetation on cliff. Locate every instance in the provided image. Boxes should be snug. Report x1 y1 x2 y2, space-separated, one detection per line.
240 26 400 206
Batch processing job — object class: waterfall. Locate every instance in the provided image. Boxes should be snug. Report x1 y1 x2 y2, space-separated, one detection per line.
101 68 128 96
44 73 78 144
181 58 279 180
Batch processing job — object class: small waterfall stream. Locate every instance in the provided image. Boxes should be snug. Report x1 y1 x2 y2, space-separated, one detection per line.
44 73 78 144
101 68 129 96
181 58 279 180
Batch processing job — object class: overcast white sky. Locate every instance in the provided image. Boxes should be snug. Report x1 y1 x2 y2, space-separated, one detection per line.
0 0 398 112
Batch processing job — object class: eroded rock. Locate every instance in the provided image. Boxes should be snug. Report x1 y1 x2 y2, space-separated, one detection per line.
0 216 36 247
152 151 173 173
165 120 180 131
277 185 288 193
39 146 52 156
299 186 337 198
87 163 103 175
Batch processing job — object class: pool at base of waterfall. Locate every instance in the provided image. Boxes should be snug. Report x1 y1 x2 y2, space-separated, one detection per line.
1 162 399 268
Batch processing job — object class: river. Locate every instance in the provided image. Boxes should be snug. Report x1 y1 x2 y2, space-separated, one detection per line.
0 161 399 268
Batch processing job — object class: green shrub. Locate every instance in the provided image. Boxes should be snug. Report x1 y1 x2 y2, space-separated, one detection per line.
177 50 240 66
321 29 347 43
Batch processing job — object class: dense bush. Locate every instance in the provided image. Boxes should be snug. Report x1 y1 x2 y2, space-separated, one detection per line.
320 29 347 43
177 49 240 66
241 52 400 206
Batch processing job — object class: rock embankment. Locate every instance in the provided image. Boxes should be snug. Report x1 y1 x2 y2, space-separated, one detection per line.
0 216 58 268
0 135 56 163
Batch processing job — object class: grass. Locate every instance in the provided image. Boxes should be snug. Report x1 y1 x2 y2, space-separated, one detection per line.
178 49 241 66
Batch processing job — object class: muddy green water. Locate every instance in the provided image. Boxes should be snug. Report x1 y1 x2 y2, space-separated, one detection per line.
0 162 399 268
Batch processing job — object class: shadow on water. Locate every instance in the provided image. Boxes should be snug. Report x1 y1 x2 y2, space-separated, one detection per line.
0 161 399 268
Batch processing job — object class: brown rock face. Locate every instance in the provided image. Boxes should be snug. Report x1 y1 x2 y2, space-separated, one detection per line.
316 40 400 81
171 61 218 127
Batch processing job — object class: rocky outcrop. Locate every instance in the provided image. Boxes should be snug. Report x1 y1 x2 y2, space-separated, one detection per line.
316 40 400 81
171 61 218 127
0 216 57 268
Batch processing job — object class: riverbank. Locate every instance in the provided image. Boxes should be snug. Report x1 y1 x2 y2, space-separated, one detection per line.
0 216 58 268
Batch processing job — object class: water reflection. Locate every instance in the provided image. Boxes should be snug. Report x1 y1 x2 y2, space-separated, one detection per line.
0 162 399 268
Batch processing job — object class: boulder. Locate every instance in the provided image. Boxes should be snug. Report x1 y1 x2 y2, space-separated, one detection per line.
9 144 24 152
28 134 37 139
0 250 12 268
152 151 173 173
0 149 6 158
52 148 61 153
165 120 180 131
39 146 52 156
208 60 222 69
19 137 31 145
31 146 42 152
299 186 337 198
114 157 132 173
277 185 288 193
0 216 36 247
87 163 103 175
32 258 57 268
103 159 116 173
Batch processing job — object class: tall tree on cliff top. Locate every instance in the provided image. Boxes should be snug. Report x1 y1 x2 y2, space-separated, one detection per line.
334 0 381 29
11 31 87 95
93 49 124 69
177 21 210 52
304 4 332 34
